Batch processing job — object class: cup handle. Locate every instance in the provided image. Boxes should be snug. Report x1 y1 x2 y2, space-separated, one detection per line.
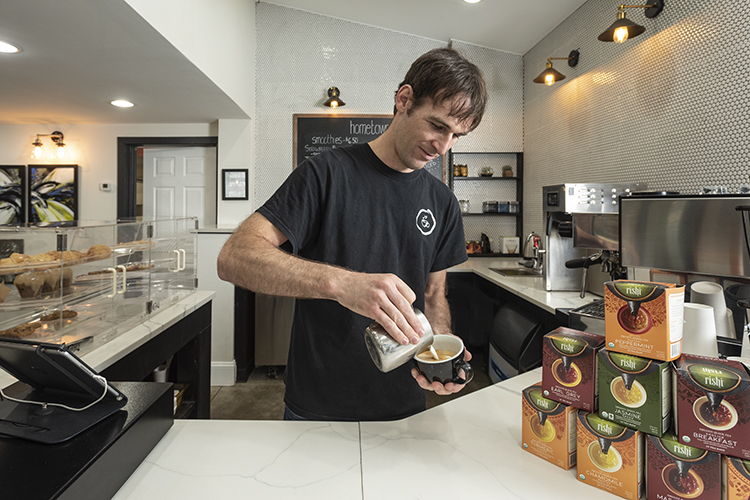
452 360 474 385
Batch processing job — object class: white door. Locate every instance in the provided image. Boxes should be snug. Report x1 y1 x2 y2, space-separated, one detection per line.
142 147 217 227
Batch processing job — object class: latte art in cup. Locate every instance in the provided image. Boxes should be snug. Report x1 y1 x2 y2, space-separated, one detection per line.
416 349 456 362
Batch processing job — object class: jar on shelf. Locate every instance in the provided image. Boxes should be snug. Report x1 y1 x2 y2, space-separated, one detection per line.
459 200 470 213
479 166 494 177
502 165 513 177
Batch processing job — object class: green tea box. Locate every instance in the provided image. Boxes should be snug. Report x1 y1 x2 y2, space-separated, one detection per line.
673 354 750 458
598 349 671 436
647 433 720 500
542 327 605 411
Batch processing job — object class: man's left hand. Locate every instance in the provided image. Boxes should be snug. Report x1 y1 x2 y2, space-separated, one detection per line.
411 348 472 396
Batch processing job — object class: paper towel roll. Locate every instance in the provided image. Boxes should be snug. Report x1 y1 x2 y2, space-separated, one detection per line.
683 303 719 358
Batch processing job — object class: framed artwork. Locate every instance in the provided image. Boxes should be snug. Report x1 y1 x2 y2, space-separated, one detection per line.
0 166 26 225
28 165 79 223
222 169 248 200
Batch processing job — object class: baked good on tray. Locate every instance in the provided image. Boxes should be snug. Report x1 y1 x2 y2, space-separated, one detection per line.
0 321 41 339
0 280 9 303
87 244 112 258
14 272 44 299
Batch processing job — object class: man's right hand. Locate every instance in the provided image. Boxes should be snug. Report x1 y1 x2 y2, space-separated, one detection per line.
335 272 424 345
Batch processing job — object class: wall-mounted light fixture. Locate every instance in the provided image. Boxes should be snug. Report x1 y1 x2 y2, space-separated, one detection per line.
31 131 67 160
533 50 580 86
324 87 346 108
598 2 664 43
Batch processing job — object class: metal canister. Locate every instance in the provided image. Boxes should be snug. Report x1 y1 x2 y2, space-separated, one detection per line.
364 307 434 372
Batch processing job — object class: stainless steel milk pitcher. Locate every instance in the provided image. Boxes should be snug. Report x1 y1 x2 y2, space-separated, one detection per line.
364 307 434 372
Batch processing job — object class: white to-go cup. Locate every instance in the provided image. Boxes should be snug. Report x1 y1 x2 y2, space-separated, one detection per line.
682 303 719 358
689 282 733 339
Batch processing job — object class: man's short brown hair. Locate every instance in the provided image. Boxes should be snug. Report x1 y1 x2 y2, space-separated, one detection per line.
395 47 487 132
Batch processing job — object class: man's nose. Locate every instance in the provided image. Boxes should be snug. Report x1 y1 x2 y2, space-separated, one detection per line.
433 135 454 156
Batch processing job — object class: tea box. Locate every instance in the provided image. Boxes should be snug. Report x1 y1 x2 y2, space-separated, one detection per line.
647 433 720 500
723 455 750 500
577 410 643 500
542 327 605 411
604 280 684 362
598 349 671 436
673 354 750 458
521 382 577 470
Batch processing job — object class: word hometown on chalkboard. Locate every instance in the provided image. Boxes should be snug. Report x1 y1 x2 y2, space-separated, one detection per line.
293 114 444 182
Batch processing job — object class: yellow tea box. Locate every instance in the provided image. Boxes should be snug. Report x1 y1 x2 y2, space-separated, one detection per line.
605 280 684 361
647 433 720 500
723 455 750 500
542 327 605 411
598 349 671 436
577 410 643 500
521 382 577 470
673 354 750 458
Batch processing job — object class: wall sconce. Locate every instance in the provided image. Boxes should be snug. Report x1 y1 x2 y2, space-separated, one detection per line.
533 50 580 86
31 131 67 160
324 87 346 108
598 1 664 43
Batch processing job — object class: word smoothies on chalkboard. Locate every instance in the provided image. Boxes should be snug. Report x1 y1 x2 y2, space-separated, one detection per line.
604 280 684 362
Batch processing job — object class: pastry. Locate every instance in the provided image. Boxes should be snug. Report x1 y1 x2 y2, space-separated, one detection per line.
87 244 112 258
29 252 55 263
40 310 78 322
62 268 73 288
42 269 61 293
0 280 9 303
0 322 41 339
14 272 43 299
46 250 62 260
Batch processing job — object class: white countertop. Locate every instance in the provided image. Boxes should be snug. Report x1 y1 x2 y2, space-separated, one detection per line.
451 257 600 314
112 368 617 500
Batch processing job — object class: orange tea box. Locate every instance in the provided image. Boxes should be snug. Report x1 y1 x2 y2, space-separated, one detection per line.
647 433 720 500
605 280 684 361
521 382 577 470
673 354 750 458
723 455 750 500
542 327 605 411
577 410 643 500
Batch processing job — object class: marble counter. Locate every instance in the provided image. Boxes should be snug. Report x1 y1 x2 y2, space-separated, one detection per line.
451 257 600 314
113 369 618 500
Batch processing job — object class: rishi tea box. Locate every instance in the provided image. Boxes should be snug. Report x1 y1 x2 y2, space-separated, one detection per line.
521 382 577 470
723 455 750 500
647 433 720 500
604 280 684 362
542 327 605 412
577 410 643 500
673 354 750 458
598 349 672 436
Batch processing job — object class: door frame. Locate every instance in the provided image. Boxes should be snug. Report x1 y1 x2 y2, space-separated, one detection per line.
117 137 219 220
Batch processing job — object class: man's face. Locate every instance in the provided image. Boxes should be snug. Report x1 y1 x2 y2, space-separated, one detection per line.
392 91 471 173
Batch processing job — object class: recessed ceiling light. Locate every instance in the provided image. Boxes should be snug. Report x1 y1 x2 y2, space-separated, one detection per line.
0 41 21 54
463 0 481 3
111 100 135 108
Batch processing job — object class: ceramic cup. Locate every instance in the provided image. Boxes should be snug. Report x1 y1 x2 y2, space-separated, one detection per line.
413 335 473 385
689 282 733 339
682 303 719 358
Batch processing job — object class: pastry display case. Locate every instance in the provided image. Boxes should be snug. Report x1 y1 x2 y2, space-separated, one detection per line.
0 218 197 355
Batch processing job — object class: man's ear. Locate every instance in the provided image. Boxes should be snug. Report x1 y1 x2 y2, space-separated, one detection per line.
395 85 413 114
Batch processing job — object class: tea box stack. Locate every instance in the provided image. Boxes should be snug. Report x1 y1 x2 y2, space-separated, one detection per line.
520 382 577 470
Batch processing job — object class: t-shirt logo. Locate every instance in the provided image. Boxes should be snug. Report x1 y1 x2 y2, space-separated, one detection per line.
416 209 436 236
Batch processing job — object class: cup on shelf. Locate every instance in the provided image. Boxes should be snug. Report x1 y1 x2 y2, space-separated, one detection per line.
682 303 719 357
689 281 734 338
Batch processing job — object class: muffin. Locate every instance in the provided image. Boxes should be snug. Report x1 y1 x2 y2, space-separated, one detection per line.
42 269 61 294
87 244 112 258
14 272 43 299
62 268 73 289
0 280 9 303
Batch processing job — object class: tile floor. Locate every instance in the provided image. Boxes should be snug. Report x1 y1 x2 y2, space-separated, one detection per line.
209 349 493 420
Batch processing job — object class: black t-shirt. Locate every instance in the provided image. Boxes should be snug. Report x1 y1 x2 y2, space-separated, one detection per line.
258 143 467 421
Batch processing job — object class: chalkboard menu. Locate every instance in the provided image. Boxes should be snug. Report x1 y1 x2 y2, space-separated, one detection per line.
293 114 444 181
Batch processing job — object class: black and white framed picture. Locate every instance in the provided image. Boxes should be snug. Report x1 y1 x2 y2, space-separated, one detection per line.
0 165 26 225
28 165 79 223
222 169 248 200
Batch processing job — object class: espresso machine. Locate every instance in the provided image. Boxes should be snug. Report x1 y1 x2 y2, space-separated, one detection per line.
542 183 642 293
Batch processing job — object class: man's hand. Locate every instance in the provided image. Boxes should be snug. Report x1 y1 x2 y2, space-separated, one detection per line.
411 347 473 395
335 272 425 346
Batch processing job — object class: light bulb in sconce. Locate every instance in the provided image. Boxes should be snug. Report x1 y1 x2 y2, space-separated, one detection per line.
31 138 44 159
545 74 555 86
330 100 338 109
614 26 629 43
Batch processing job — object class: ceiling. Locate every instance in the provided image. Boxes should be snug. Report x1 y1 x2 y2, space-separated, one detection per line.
0 0 586 125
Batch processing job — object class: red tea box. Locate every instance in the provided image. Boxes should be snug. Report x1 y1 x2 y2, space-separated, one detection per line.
647 433 720 500
542 327 605 411
605 280 684 361
724 455 750 500
673 354 750 458
521 382 577 470
577 410 643 500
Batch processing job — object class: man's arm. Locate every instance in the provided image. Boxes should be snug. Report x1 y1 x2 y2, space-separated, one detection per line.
216 212 425 345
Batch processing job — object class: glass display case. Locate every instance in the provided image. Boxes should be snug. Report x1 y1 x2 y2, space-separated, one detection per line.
0 218 197 355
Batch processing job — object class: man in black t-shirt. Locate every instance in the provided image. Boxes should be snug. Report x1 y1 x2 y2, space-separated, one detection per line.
218 48 488 421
